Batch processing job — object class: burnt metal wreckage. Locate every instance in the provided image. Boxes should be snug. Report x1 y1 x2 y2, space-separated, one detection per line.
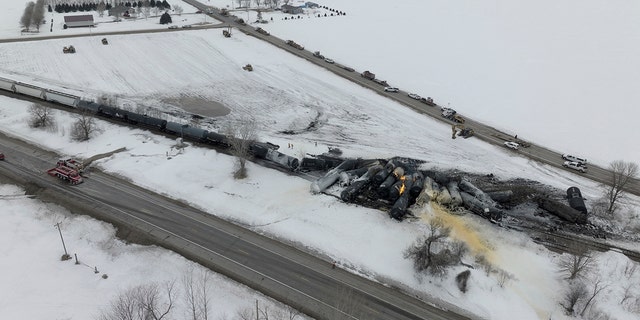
306 156 590 226
1 75 593 230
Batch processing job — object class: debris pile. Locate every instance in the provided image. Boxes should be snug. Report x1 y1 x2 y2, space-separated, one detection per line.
306 156 590 226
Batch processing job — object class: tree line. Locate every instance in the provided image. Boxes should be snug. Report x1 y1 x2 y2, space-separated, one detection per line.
52 1 171 13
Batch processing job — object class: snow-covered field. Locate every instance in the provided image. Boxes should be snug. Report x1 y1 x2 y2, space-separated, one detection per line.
212 0 640 167
0 1 639 320
0 185 301 320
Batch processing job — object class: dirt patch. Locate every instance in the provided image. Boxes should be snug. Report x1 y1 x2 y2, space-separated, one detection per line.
163 95 230 118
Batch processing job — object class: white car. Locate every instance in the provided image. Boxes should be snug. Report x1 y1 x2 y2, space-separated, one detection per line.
563 161 587 173
562 154 587 165
168 25 178 29
384 87 399 92
504 141 520 150
408 93 421 100
324 58 334 64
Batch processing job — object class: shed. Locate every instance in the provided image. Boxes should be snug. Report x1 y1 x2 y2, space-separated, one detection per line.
281 5 304 14
63 15 95 28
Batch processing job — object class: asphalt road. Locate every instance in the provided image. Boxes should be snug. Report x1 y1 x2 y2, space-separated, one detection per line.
5 3 637 195
0 4 636 319
183 1 640 197
0 133 472 320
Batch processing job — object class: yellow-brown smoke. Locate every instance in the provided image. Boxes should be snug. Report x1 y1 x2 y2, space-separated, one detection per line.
418 203 495 263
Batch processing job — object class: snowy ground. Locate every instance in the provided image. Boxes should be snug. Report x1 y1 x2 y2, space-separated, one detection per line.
1 1 639 320
2 1 215 38
208 0 640 167
0 184 308 320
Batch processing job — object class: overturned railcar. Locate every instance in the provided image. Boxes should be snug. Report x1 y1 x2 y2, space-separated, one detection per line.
566 187 587 215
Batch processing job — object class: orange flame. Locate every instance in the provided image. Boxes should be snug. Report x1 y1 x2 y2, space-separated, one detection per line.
399 176 406 195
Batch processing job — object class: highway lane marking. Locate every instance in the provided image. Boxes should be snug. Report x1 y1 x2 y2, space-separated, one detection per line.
58 175 361 319
86 171 440 319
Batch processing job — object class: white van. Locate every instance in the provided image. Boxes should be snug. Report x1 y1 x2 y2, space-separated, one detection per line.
562 154 587 165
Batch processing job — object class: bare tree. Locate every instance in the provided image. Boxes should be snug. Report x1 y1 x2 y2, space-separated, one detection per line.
404 218 455 276
98 281 176 320
182 266 211 320
70 110 98 141
475 254 494 276
623 260 638 278
97 1 106 17
21 2 35 31
31 0 46 31
580 278 607 317
604 160 639 214
558 253 593 280
451 240 469 265
620 282 635 305
271 305 301 320
173 5 183 15
496 269 514 288
561 281 587 315
141 1 152 19
28 103 56 129
225 117 258 179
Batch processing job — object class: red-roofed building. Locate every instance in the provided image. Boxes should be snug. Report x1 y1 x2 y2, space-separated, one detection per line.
63 15 95 28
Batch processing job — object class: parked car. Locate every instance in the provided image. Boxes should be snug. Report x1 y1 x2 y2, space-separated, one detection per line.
341 66 355 72
504 141 520 150
182 25 192 28
384 87 399 92
563 161 587 173
420 97 436 106
324 58 335 64
441 107 456 117
195 10 203 13
562 154 587 165
0 152 4 160
168 25 178 29
408 93 421 100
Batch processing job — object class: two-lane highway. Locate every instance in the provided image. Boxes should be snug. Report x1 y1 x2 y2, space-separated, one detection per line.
0 133 472 320
187 0 639 196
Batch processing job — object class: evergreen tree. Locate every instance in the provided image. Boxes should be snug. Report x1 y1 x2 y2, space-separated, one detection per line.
159 11 172 24
48 4 52 12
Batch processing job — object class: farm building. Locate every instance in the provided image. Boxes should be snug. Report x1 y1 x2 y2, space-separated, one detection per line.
63 15 94 28
281 5 304 14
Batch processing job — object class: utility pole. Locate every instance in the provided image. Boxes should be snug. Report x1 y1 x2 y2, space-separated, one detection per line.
55 222 71 260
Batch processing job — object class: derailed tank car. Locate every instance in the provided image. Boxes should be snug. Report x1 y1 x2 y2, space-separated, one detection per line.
566 187 587 215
